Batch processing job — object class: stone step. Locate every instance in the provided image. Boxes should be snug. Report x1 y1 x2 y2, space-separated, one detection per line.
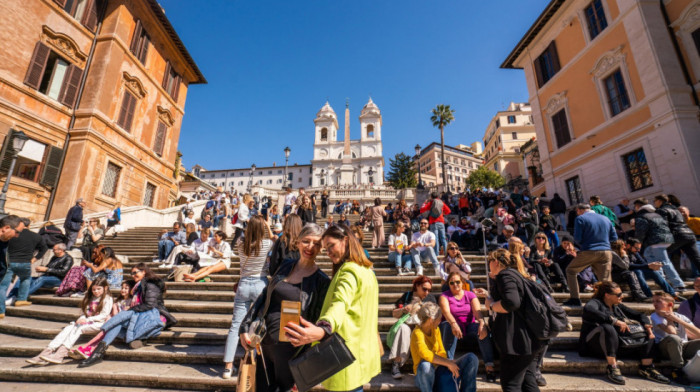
1 381 183 392
0 356 693 391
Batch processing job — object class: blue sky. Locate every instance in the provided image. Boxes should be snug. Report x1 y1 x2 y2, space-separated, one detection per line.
159 0 545 171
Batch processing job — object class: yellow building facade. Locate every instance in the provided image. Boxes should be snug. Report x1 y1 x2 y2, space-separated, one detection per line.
0 0 205 221
503 0 700 211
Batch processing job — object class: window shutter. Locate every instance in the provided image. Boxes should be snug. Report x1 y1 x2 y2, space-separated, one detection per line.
162 61 171 89
129 20 142 54
39 146 64 188
0 132 17 174
154 122 166 156
58 64 83 108
124 93 137 132
171 74 180 101
82 0 99 31
53 0 67 7
139 34 150 63
117 91 133 130
549 41 561 73
24 42 51 90
533 58 544 88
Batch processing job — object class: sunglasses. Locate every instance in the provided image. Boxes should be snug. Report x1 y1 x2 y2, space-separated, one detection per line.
448 247 458 250
420 222 429 225
611 291 623 297
449 281 462 286
535 237 546 240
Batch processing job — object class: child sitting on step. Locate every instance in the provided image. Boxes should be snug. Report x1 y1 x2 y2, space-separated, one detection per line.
70 279 136 360
26 277 113 365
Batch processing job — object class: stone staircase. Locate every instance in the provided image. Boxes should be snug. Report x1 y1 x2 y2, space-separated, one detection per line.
0 213 696 391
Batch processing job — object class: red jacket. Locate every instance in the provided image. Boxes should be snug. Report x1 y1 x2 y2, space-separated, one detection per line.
420 199 451 224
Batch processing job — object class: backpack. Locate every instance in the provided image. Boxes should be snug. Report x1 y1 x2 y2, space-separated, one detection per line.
429 199 444 219
512 270 569 340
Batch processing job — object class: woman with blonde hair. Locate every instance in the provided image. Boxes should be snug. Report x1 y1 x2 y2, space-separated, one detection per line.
285 224 380 391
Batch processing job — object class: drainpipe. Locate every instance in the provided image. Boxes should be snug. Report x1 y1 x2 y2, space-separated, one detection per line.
660 0 700 107
44 0 109 220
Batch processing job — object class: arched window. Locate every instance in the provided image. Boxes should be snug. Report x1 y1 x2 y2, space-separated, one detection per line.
366 124 374 138
320 128 328 141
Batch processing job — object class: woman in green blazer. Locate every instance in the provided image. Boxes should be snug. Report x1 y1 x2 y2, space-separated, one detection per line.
285 224 381 391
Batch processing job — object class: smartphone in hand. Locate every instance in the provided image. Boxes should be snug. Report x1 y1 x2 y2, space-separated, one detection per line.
279 300 301 342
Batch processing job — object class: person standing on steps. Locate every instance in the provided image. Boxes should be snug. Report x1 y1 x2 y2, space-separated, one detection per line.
0 215 27 319
563 203 616 307
370 198 387 249
420 192 451 256
5 217 48 308
320 190 329 219
64 198 85 249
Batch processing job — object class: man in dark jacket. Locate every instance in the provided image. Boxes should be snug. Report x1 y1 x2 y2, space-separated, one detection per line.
4 218 48 308
633 199 685 292
26 243 73 296
0 215 25 318
64 198 86 248
549 193 567 230
655 194 700 277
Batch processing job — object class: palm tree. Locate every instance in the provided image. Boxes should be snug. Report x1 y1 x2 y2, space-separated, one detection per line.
430 104 455 190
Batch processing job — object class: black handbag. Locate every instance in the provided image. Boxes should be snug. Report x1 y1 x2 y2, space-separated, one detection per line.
288 333 356 392
618 319 648 349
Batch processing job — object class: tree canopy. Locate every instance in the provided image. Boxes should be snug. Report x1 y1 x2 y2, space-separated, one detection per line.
466 166 505 190
386 152 417 189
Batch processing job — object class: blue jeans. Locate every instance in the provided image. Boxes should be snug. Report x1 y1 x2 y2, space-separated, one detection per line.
0 263 32 314
158 240 175 260
283 205 292 216
389 252 412 270
102 309 134 345
545 230 560 248
224 276 268 363
410 248 440 273
27 275 63 296
213 214 224 228
431 222 447 255
633 268 676 297
644 246 685 289
439 321 495 367
414 354 478 392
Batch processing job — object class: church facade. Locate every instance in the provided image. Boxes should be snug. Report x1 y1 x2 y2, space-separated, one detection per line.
311 99 384 187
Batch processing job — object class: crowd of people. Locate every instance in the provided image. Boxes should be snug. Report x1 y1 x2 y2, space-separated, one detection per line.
0 182 698 391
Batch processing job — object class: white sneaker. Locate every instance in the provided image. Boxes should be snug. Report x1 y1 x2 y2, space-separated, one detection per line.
5 297 15 306
70 292 85 298
159 263 168 269
584 285 594 293
416 266 424 276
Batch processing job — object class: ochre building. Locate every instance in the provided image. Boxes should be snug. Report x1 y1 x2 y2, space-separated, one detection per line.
0 0 205 221
502 0 700 211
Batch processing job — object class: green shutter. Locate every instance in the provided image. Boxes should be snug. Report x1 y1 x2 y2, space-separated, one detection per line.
0 131 17 174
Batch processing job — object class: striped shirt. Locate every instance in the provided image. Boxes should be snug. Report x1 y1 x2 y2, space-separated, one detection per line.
238 239 273 278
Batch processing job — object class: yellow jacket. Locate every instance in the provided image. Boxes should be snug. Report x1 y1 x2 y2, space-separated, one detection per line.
318 261 381 391
410 326 447 374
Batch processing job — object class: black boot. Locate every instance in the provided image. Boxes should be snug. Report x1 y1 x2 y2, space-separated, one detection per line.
78 342 107 368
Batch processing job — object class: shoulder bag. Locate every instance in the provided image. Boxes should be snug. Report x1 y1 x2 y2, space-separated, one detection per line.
617 318 647 349
288 332 355 392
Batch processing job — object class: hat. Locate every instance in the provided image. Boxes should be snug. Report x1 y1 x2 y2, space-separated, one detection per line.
504 225 514 232
273 223 283 232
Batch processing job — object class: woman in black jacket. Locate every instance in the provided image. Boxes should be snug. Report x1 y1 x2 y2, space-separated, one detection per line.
297 195 316 226
268 214 302 276
530 234 568 293
485 248 544 392
238 224 330 389
79 263 176 368
579 281 667 385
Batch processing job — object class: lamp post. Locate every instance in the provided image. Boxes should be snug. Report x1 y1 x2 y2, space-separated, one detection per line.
283 146 291 188
247 164 256 193
0 130 29 218
446 165 452 192
414 144 424 190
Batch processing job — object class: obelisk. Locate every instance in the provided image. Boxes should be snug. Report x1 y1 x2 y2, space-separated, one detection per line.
339 99 355 185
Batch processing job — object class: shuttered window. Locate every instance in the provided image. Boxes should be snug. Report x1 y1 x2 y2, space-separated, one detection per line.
0 131 64 187
24 42 83 108
57 0 98 31
117 91 137 132
129 19 150 64
551 109 572 148
565 176 584 205
584 0 608 40
101 162 121 198
143 182 156 207
533 41 561 88
622 148 653 191
153 121 167 156
604 69 631 116
162 61 180 101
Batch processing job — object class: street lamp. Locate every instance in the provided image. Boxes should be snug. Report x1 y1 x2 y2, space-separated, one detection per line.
247 163 256 193
283 146 291 188
0 130 29 217
414 144 424 190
